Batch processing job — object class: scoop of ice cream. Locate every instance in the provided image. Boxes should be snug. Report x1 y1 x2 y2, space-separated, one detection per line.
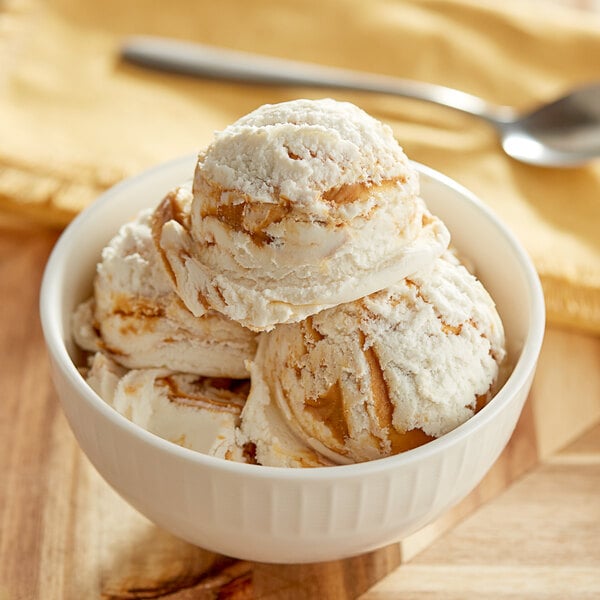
72 189 257 378
245 255 506 465
85 350 127 404
155 98 450 331
84 352 249 460
236 346 334 468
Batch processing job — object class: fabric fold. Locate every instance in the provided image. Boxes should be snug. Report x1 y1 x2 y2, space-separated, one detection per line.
1 0 599 332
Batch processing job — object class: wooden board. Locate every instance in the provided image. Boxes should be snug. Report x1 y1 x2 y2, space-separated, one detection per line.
0 217 599 599
361 423 600 599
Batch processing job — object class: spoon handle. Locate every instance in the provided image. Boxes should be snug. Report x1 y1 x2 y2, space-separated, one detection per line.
121 36 516 124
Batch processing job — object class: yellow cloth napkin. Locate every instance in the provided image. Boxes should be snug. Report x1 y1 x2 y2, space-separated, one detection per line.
1 0 599 333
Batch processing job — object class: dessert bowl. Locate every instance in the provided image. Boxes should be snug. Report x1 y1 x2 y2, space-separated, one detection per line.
40 154 545 564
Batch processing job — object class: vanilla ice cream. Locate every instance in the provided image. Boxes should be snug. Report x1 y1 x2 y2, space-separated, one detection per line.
85 349 127 404
72 186 257 378
155 99 450 331
237 348 334 467
242 254 506 465
74 98 508 469
85 352 249 460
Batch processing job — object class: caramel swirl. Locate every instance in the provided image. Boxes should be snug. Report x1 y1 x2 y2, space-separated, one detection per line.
303 381 349 445
322 176 405 205
151 189 190 284
360 330 435 455
196 174 409 245
197 176 293 246
157 375 248 414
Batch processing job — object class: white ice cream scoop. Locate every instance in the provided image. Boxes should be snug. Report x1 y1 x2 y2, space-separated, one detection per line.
244 254 506 465
85 353 249 460
154 99 450 331
72 191 257 378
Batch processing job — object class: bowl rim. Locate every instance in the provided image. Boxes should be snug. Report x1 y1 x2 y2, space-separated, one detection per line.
40 155 546 481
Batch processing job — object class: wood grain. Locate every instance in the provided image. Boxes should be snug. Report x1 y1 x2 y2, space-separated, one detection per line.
360 423 600 599
0 219 599 599
0 223 60 600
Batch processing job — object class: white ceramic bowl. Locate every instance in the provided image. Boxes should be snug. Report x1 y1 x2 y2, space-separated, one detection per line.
40 155 545 564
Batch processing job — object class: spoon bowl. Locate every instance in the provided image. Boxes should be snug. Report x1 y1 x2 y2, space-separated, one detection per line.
121 37 600 168
499 83 600 166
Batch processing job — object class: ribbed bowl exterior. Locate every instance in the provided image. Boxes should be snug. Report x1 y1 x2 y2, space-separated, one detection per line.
41 156 544 563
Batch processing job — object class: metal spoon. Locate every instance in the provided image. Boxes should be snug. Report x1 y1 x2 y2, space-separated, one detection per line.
121 36 600 168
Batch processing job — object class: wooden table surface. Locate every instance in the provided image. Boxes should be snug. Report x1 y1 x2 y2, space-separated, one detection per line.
1 214 599 599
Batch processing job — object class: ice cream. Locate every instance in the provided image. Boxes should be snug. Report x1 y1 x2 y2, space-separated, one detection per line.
72 186 257 379
74 98 507 468
154 99 450 331
85 352 248 460
239 254 505 465
238 350 335 467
